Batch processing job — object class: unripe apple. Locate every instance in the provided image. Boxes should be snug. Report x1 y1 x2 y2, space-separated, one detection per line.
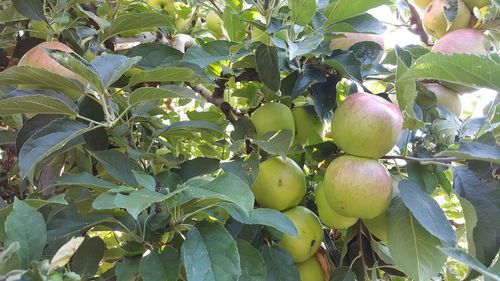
323 155 393 219
423 0 471 38
411 0 433 9
462 0 490 9
314 183 358 229
292 104 325 145
251 103 296 146
422 83 462 116
432 28 490 55
331 93 403 159
362 211 388 241
18 41 81 81
295 256 325 281
251 156 306 211
329 33 384 51
206 10 223 38
279 206 323 262
147 0 176 14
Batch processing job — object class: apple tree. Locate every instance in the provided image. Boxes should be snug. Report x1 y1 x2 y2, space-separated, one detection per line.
0 0 499 280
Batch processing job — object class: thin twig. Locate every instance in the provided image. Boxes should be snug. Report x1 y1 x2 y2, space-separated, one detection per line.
383 155 463 163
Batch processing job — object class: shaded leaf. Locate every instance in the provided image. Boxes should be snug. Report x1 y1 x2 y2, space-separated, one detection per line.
223 7 246 42
330 267 358 281
172 157 220 181
140 247 180 281
288 34 323 60
0 93 76 116
91 54 141 87
126 43 182 68
291 65 326 100
253 130 293 159
261 245 300 281
256 44 280 92
438 248 500 281
53 172 120 191
157 120 224 136
70 236 105 278
129 86 201 106
12 0 45 21
88 150 140 186
128 67 197 86
100 13 171 42
438 142 500 164
115 189 169 219
236 239 266 281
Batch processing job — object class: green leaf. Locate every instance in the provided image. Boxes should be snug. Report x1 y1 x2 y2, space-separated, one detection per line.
183 40 237 68
53 172 120 191
0 93 77 116
91 54 141 87
100 13 171 42
139 247 180 281
458 196 478 266
116 257 141 281
115 188 169 219
401 53 500 91
12 0 46 21
181 222 241 281
18 118 90 180
220 152 260 185
5 199 47 267
156 121 224 136
330 14 386 34
398 180 456 246
438 142 500 164
223 7 246 42
48 51 106 93
0 242 21 274
128 67 197 86
129 86 200 107
70 236 105 278
438 248 500 281
288 0 316 26
255 44 280 92
253 130 293 159
330 267 358 281
291 65 327 100
0 5 26 24
0 130 16 145
0 66 84 100
325 50 362 83
323 0 391 25
88 150 140 186
48 236 85 274
387 198 446 281
236 239 266 281
288 33 323 60
132 170 156 190
261 245 300 281
126 43 183 68
172 157 220 181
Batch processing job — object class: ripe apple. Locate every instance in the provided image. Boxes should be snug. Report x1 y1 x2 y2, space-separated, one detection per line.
295 256 324 281
330 93 403 159
362 211 388 241
18 41 82 81
314 183 358 229
292 104 325 145
323 155 393 219
329 32 384 51
250 103 296 146
251 156 306 211
411 0 432 9
279 206 323 262
432 28 490 55
421 83 462 116
423 0 471 38
206 10 223 38
462 0 490 9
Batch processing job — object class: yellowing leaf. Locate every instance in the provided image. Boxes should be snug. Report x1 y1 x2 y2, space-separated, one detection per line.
48 236 85 274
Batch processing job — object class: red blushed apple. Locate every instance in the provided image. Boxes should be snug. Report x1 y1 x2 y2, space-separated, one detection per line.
331 93 403 159
432 28 491 55
323 155 393 219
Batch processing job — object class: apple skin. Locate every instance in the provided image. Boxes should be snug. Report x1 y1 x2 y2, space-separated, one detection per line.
206 10 224 38
146 0 176 14
432 28 490 55
279 206 323 263
362 211 388 241
411 0 433 9
251 156 306 211
251 103 296 146
329 33 384 51
422 83 462 117
462 0 490 9
331 93 403 159
18 41 81 81
295 256 325 281
314 183 358 229
323 155 393 219
292 105 325 145
423 0 471 38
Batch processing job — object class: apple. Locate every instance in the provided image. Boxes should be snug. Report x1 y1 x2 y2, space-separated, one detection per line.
432 28 490 55
411 0 433 9
250 103 296 146
362 211 388 241
462 0 490 9
295 256 324 281
206 10 224 38
146 0 176 14
314 183 358 229
421 83 462 116
18 41 82 82
330 93 403 159
323 155 393 219
251 156 306 211
292 104 325 145
329 33 384 51
423 0 471 38
279 206 323 262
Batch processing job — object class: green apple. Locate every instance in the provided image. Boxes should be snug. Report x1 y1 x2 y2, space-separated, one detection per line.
329 32 384 50
422 83 462 117
323 155 393 219
411 0 432 9
362 211 388 241
314 183 358 229
462 0 490 9
331 93 403 159
146 0 176 14
279 206 323 262
423 0 471 38
251 156 306 211
295 256 325 281
292 104 325 145
206 10 223 38
250 102 296 146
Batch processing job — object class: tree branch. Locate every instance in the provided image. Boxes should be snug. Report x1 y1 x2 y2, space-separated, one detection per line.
104 31 169 51
189 84 238 124
382 155 464 163
404 0 431 46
